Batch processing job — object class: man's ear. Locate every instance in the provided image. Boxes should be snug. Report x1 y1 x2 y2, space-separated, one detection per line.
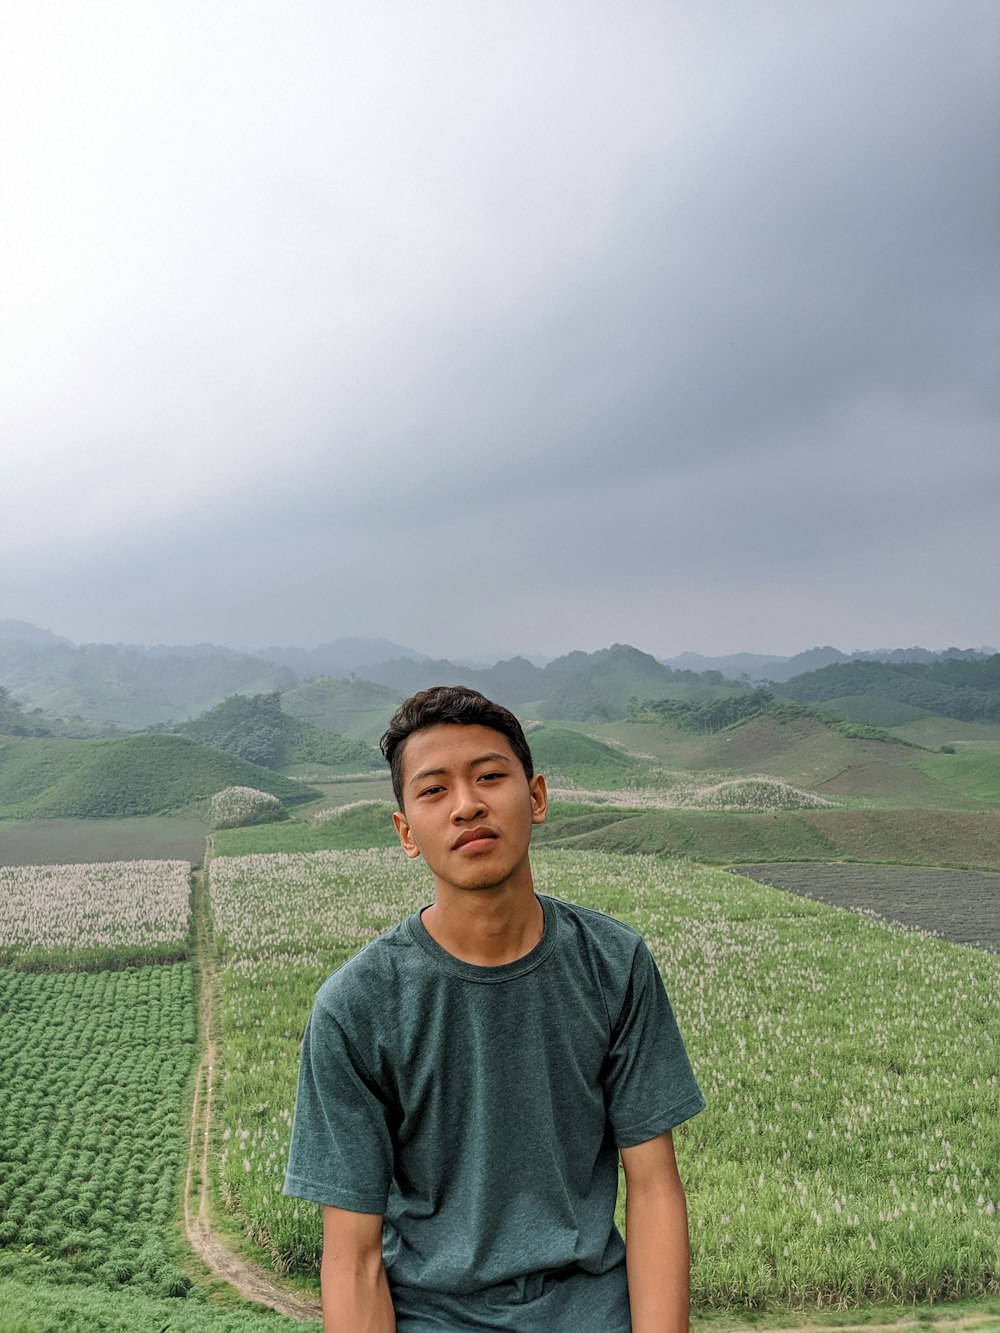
393 809 421 859
529 773 548 826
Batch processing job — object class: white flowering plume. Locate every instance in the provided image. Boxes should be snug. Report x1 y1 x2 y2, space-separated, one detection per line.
210 786 286 829
0 860 191 962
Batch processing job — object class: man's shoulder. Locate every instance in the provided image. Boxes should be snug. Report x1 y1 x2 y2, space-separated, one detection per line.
314 914 420 1011
545 895 644 966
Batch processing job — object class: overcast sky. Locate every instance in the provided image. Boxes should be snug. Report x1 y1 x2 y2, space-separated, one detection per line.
2 1 997 661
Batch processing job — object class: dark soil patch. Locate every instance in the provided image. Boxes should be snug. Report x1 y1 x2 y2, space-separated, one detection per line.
731 862 1000 952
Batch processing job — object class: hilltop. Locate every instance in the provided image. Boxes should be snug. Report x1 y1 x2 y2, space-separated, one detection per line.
173 691 382 773
0 733 318 820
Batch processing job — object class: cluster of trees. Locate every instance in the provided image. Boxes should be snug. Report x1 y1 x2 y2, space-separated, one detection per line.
172 692 381 771
777 657 1000 722
630 688 774 733
179 691 288 768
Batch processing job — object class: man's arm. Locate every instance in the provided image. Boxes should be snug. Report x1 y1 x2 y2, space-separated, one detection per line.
620 1130 691 1333
320 1205 395 1333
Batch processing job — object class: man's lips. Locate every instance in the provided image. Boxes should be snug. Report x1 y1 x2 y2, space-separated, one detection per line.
453 828 498 852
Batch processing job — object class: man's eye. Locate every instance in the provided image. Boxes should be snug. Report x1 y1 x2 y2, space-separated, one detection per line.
419 785 444 798
479 772 504 781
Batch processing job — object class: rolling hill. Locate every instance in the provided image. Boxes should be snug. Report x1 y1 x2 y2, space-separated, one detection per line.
175 692 382 773
0 639 295 730
0 734 318 819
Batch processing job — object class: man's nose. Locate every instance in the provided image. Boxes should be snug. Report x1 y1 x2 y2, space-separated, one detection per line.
452 785 485 821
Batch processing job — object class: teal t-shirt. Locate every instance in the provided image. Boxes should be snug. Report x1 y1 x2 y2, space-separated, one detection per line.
284 894 705 1332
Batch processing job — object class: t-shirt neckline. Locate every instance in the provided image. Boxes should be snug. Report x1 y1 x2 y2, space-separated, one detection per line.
406 893 559 983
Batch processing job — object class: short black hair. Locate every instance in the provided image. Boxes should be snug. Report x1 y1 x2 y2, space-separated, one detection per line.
380 685 534 810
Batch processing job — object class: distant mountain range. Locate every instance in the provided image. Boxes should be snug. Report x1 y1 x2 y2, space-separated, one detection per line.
1 620 995 733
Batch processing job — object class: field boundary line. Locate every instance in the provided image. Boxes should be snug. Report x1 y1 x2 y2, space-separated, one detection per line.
183 853 322 1321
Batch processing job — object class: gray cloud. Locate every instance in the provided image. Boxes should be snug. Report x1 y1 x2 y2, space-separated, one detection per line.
2 0 997 658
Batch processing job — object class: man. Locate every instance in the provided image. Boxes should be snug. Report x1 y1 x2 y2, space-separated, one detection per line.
284 686 705 1332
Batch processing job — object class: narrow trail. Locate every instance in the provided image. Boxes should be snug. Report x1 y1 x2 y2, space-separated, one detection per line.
184 857 322 1321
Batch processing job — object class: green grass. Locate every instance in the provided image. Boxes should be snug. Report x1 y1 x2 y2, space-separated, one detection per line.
535 807 1000 870
0 735 318 820
529 725 654 787
917 749 1000 803
208 847 1000 1309
0 816 208 867
817 694 932 727
281 677 401 744
0 1274 312 1331
212 803 400 855
891 716 1000 749
0 965 198 1295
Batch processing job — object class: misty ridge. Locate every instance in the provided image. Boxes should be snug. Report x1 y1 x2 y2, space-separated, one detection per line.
1 619 996 737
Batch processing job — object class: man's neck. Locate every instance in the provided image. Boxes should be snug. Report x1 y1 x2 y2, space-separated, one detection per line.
421 878 544 967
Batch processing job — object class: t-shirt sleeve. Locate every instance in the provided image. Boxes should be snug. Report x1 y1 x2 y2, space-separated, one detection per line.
602 938 705 1148
283 995 394 1213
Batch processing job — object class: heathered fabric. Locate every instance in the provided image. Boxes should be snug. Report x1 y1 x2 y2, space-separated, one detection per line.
284 894 705 1332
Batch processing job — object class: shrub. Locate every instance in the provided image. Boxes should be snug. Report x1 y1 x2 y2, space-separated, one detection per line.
210 786 288 830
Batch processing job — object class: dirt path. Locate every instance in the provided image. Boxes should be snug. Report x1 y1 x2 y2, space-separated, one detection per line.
184 864 322 1321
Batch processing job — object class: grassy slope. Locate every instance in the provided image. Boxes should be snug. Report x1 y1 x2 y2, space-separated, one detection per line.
0 1277 312 1332
528 726 653 787
213 803 399 854
590 717 999 810
281 677 400 744
817 693 931 727
535 806 1000 870
916 749 1000 803
891 715 1000 748
0 735 318 819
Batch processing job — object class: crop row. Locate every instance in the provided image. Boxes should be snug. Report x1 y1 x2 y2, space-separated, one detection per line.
0 963 198 1296
0 859 191 969
209 848 1000 1307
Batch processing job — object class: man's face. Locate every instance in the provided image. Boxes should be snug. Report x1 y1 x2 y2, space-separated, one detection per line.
392 723 547 896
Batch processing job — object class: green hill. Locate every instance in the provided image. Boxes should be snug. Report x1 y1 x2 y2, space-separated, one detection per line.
281 675 402 743
0 640 295 729
535 644 734 722
534 806 1000 870
808 693 930 728
0 734 318 819
592 710 998 810
916 748 1000 804
776 656 1000 722
528 726 653 788
177 691 382 772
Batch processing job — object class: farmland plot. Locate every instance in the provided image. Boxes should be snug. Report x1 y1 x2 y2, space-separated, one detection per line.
732 863 1000 953
209 848 999 1311
0 859 202 1307
0 858 191 969
0 964 197 1295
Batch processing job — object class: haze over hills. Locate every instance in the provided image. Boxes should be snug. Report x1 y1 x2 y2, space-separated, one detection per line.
1 620 996 733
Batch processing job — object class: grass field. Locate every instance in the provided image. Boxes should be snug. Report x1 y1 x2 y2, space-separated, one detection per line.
535 806 1000 870
0 815 208 867
207 846 999 1311
0 1275 306 1333
592 717 1000 811
917 750 1000 804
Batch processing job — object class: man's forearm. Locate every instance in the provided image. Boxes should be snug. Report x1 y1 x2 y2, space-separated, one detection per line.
321 1253 396 1333
625 1180 691 1333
